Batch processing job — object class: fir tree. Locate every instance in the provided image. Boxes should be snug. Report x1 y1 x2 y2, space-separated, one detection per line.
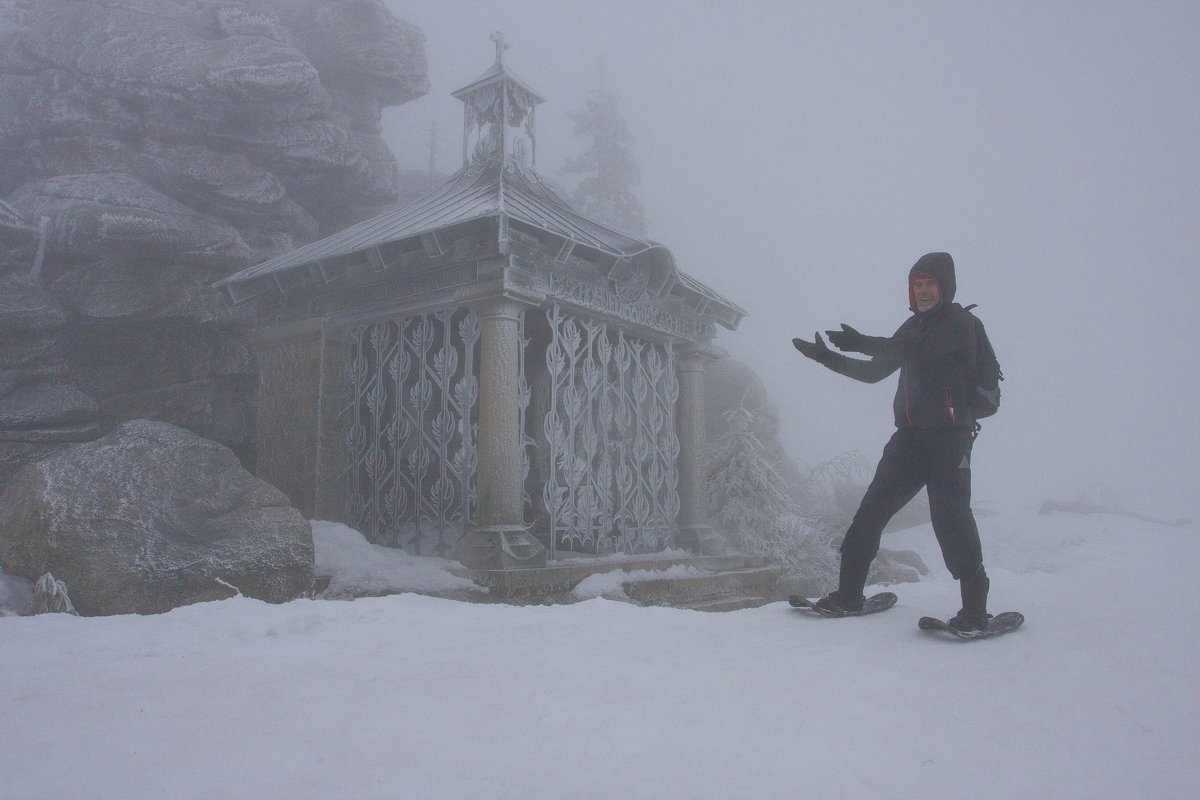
706 407 841 592
560 89 648 236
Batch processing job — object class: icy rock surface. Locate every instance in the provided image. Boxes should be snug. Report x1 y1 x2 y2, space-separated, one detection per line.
0 0 428 488
0 563 32 616
0 419 314 615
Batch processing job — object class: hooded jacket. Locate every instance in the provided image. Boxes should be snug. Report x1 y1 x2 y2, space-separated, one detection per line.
819 252 979 429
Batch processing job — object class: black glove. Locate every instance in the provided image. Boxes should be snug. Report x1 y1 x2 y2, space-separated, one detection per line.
792 332 832 362
826 323 866 353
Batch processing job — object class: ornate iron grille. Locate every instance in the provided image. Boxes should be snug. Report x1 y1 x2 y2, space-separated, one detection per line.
539 305 680 557
346 309 481 555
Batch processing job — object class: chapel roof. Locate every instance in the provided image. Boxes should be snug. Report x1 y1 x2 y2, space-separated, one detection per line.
215 157 664 290
214 38 744 331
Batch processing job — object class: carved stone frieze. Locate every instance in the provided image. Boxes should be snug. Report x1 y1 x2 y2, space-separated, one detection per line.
509 240 712 342
543 270 703 341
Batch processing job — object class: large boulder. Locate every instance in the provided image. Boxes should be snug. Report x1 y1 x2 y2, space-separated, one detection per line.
0 419 314 615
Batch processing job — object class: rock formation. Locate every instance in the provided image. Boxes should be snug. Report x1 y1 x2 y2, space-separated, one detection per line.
0 0 429 490
0 419 314 615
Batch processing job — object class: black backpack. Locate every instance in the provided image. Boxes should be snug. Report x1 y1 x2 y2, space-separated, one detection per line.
962 305 1003 421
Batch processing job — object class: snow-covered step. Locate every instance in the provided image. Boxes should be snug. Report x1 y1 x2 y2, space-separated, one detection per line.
623 566 783 608
681 595 774 613
459 555 769 596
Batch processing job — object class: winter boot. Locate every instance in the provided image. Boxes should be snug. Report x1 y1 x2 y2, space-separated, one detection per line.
947 612 992 633
814 589 865 614
949 571 991 632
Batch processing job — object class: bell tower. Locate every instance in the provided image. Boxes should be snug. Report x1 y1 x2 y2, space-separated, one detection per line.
451 32 546 169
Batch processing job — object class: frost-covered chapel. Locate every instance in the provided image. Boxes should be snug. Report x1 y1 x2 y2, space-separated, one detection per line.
216 38 744 574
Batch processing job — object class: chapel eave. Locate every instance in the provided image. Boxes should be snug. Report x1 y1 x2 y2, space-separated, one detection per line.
214 157 745 332
451 61 545 105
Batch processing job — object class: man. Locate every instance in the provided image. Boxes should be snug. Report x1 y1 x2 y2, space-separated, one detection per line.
792 252 992 632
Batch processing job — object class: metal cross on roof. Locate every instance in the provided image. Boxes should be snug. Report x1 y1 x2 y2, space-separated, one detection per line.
490 30 510 65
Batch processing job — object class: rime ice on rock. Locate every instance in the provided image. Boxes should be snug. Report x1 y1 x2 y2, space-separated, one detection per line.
0 0 429 490
0 420 314 616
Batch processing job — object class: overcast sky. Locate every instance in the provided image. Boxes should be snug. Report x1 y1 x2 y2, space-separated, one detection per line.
381 0 1199 520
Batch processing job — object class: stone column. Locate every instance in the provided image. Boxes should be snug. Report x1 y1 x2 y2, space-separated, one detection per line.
674 342 725 555
454 296 546 570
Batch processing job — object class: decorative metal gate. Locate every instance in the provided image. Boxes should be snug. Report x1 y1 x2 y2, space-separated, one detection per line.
540 305 680 557
346 309 481 555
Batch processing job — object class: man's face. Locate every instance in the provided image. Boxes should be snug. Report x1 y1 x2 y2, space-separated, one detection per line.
912 277 941 311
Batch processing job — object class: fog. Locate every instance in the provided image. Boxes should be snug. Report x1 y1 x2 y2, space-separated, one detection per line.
383 0 1199 520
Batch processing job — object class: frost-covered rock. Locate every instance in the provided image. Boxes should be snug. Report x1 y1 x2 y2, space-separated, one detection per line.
0 420 314 615
867 548 929 586
0 563 33 616
0 0 428 490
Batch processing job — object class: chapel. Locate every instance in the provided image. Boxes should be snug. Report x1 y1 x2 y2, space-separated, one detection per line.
216 37 745 572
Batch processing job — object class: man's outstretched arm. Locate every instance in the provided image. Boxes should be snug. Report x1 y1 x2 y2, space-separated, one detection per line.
827 315 975 364
827 323 908 359
793 333 900 384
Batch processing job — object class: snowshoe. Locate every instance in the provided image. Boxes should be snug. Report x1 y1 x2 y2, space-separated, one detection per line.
788 591 897 618
919 611 1024 640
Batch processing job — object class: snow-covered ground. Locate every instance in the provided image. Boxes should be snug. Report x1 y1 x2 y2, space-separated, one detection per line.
2 504 1196 800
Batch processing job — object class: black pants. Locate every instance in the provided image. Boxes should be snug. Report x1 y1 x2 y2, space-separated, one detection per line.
838 427 985 595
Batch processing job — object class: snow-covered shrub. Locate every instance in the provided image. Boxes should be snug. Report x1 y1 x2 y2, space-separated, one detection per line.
794 450 869 539
707 407 797 553
29 573 77 616
707 407 864 594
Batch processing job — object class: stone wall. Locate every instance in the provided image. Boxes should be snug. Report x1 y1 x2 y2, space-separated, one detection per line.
0 0 428 492
251 318 352 521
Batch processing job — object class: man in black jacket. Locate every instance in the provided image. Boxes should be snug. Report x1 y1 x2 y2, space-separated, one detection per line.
792 252 991 632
